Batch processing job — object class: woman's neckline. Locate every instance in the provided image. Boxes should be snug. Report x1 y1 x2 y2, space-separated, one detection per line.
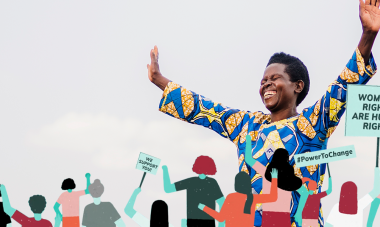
263 113 300 125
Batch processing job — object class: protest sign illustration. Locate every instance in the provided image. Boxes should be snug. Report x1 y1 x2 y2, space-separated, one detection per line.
345 84 380 167
135 152 161 188
294 145 356 168
345 84 380 136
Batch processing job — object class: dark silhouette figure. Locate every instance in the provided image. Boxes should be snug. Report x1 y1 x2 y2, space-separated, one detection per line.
245 142 309 226
236 172 254 214
125 188 173 227
264 148 302 191
0 189 12 227
163 156 225 227
151 200 169 227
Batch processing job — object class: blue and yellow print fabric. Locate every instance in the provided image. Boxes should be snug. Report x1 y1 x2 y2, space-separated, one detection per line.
159 48 377 227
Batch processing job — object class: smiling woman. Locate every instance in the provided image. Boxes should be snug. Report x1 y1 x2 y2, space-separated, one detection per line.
145 1 380 226
260 52 309 122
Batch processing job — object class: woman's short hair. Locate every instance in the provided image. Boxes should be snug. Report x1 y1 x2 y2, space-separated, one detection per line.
28 195 47 214
267 52 310 106
192 156 217 175
88 179 104 198
150 200 169 227
61 178 76 190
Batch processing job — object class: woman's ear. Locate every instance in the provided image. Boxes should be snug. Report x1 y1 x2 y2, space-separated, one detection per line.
295 80 304 94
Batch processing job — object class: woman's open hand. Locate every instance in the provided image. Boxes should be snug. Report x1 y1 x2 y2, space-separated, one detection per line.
147 46 170 91
147 46 161 82
360 0 380 33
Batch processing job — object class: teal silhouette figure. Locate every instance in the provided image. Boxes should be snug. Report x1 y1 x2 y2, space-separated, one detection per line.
294 173 332 227
82 179 126 227
162 156 225 227
0 184 53 227
367 195 380 226
125 187 175 227
54 173 91 227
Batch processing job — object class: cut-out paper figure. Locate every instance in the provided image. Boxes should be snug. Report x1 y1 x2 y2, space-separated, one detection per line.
198 169 278 227
367 194 380 227
295 176 332 227
244 136 309 227
82 179 125 227
125 187 175 227
54 173 91 227
325 168 380 227
162 156 225 227
0 184 52 227
146 0 380 225
0 187 12 227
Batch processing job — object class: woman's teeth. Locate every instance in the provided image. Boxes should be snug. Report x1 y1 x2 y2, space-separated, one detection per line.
264 91 276 99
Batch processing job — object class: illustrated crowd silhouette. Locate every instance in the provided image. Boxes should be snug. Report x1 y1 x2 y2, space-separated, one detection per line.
1 150 380 227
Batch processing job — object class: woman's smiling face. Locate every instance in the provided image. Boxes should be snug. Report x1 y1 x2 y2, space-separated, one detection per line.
260 63 300 113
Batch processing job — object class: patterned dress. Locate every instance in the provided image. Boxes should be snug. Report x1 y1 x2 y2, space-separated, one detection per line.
158 48 376 227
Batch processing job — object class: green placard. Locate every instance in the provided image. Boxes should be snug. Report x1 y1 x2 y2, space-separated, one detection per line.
135 152 161 175
345 84 380 137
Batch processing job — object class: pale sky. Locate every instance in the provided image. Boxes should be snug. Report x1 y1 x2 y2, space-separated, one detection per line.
1 0 380 226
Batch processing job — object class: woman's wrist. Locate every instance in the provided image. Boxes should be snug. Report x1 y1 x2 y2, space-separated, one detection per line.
152 75 170 91
362 27 378 36
358 31 377 64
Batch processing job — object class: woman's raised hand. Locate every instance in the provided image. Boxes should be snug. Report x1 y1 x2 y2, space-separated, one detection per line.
360 0 380 33
270 168 278 179
147 46 170 91
147 46 160 82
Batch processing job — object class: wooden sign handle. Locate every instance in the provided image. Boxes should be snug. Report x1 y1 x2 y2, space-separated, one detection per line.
139 172 147 188
327 163 331 177
377 137 379 167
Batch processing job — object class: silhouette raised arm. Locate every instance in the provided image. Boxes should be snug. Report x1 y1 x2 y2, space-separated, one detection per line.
369 167 380 199
0 185 16 218
162 165 176 193
326 176 333 196
254 168 279 203
85 173 91 194
244 135 257 167
124 188 141 218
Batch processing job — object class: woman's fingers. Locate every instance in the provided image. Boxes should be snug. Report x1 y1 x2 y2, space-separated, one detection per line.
154 45 159 60
149 46 159 63
150 49 155 62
